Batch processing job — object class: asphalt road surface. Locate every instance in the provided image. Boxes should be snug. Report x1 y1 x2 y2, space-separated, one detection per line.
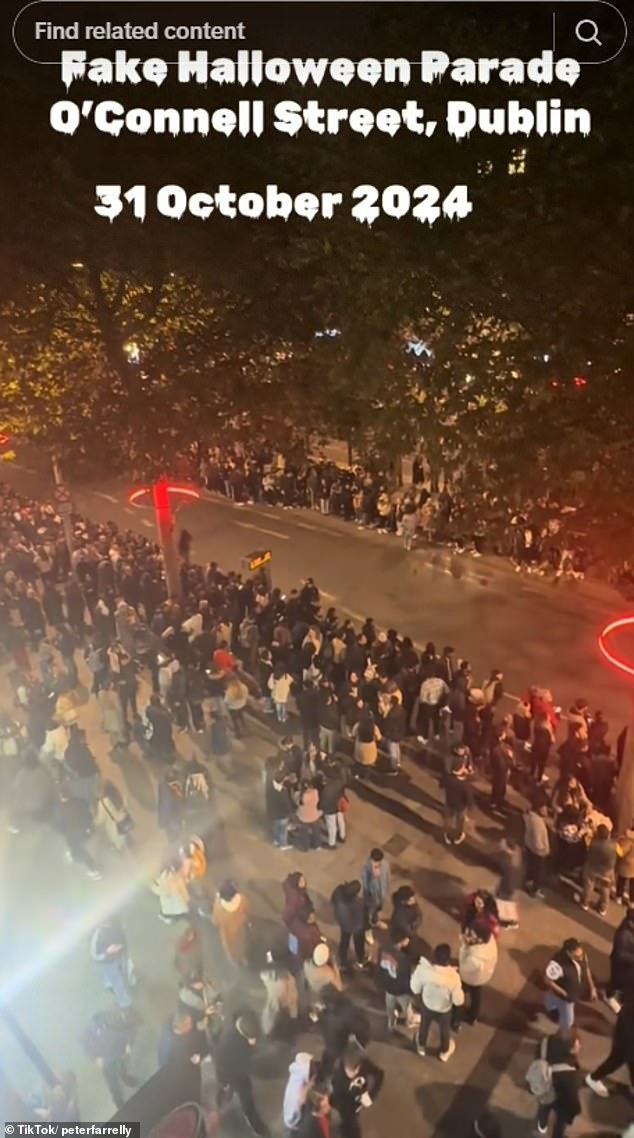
6 458 634 733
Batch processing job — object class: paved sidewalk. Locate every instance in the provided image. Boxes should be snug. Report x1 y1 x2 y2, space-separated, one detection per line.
1 654 631 1137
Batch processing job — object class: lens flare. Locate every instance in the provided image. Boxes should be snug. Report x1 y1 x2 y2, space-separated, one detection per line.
598 615 634 678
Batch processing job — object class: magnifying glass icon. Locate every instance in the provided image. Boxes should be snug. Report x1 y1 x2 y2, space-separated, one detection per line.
575 18 602 46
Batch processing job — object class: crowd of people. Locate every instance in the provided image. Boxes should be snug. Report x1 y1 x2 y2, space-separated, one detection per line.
197 441 589 579
1 477 633 1138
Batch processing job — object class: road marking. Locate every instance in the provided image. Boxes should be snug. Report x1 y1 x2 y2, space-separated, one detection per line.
10 462 36 473
141 518 153 528
235 521 289 540
93 491 119 503
320 590 337 600
124 507 135 515
294 521 324 533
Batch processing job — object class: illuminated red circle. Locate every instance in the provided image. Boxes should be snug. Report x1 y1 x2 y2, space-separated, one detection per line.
598 615 634 679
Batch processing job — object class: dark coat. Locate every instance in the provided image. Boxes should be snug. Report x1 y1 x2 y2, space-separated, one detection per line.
331 884 366 935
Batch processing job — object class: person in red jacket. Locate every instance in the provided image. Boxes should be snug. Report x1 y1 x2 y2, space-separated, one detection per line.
283 872 323 960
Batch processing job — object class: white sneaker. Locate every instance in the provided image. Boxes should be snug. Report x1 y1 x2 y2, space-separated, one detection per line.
537 1123 548 1135
585 1074 609 1097
416 1044 426 1057
439 1039 456 1062
604 995 622 1014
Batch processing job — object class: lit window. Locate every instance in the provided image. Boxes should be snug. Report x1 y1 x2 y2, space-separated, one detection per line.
508 147 527 175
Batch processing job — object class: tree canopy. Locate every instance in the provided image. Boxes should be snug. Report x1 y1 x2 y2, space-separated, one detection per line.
1 1 634 551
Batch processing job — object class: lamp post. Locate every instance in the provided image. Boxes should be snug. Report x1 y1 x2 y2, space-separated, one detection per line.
128 477 200 600
598 616 634 834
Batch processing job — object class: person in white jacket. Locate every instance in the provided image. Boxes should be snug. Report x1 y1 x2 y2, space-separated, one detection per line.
283 1052 320 1130
458 922 498 1025
410 943 464 1061
268 668 294 724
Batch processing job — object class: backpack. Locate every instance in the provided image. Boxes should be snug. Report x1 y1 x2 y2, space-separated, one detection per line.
526 1037 575 1100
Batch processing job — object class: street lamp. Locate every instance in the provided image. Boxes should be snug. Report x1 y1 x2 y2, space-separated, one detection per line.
128 477 200 599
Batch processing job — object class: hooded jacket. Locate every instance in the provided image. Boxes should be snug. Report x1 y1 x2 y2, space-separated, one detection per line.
410 956 465 1012
283 1052 312 1129
331 883 366 935
458 936 498 987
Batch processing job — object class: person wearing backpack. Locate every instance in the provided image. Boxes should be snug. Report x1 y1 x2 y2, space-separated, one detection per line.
526 1028 581 1137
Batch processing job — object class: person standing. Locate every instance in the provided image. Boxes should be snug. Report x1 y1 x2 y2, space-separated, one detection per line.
331 881 367 970
524 800 551 898
215 1011 270 1138
378 929 417 1032
580 824 617 916
268 666 294 724
544 938 597 1028
382 695 407 774
489 726 513 814
458 922 498 1025
330 1040 384 1138
442 756 472 846
534 1029 581 1137
410 943 465 1061
417 674 450 744
360 848 391 927
265 758 294 850
586 994 634 1097
319 754 348 849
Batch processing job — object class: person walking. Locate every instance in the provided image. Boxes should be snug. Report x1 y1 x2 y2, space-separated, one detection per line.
544 937 597 1028
534 1029 581 1137
212 880 250 967
83 1008 138 1111
330 1040 384 1138
90 917 133 1011
605 906 634 1013
410 943 465 1061
586 994 634 1097
215 1011 270 1138
259 951 299 1036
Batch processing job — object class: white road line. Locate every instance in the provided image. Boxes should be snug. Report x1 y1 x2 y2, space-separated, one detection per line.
294 521 324 533
93 491 119 504
235 521 289 541
141 518 153 528
124 507 135 515
320 590 337 600
10 463 36 474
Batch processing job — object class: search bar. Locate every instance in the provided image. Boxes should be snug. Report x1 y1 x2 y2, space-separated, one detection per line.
553 1 628 63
